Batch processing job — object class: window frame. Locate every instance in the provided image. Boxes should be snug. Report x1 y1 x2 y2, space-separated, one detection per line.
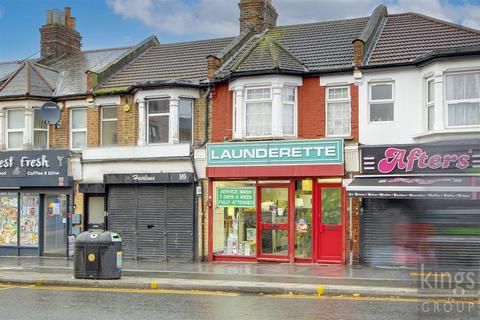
5 108 25 150
178 98 194 144
368 82 395 123
444 70 480 129
146 98 170 145
244 86 273 138
100 105 118 147
326 86 351 137
32 107 49 150
281 86 297 137
69 107 88 151
425 77 435 132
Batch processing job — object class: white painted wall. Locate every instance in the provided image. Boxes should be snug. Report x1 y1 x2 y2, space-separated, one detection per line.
358 57 480 145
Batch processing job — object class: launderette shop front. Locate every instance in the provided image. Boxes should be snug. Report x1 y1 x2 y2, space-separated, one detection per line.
206 139 347 264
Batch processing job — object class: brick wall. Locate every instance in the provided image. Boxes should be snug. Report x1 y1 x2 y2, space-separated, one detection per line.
345 195 360 264
298 77 326 138
211 83 233 142
49 103 69 149
350 83 359 142
87 106 100 147
118 95 138 146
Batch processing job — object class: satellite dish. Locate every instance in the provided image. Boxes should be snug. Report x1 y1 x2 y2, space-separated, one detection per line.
40 102 62 125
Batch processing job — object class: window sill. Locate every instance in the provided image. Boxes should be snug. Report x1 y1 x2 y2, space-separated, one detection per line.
326 135 354 141
231 136 298 142
413 128 480 143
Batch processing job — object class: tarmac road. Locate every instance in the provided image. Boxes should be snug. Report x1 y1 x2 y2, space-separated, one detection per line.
0 284 477 320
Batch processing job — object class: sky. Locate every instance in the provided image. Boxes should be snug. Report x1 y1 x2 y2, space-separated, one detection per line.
0 0 479 61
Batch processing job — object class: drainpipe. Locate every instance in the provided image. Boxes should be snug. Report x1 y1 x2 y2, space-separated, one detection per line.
349 172 354 266
198 84 212 261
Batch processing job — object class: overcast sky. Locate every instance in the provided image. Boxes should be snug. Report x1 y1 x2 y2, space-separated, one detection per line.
0 0 479 61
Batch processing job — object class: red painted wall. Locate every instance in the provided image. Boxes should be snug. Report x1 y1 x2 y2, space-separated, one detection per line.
212 83 233 142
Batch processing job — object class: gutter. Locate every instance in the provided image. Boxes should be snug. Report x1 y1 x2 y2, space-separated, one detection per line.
214 67 354 83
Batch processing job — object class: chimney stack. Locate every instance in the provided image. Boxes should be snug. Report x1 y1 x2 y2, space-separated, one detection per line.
239 0 278 34
40 7 81 59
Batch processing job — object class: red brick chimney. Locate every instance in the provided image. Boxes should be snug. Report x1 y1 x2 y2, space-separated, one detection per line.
239 0 278 34
40 7 81 59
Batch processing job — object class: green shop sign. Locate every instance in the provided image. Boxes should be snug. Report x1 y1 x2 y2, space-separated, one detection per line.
207 139 343 167
216 187 256 208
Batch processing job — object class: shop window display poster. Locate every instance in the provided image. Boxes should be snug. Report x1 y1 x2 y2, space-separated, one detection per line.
20 195 39 247
0 195 18 246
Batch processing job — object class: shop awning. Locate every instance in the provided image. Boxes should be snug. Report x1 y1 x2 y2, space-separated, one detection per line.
346 176 480 200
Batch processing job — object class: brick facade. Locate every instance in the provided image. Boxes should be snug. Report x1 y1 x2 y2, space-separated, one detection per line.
49 103 70 149
350 83 359 142
298 77 326 138
211 83 233 142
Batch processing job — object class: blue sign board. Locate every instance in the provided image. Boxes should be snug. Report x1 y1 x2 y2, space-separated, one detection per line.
207 139 343 167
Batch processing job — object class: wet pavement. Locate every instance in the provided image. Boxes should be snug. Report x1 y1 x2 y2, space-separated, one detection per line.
0 257 420 287
0 284 477 320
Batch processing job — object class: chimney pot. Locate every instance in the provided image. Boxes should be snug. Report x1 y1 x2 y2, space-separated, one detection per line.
40 7 81 59
65 7 71 27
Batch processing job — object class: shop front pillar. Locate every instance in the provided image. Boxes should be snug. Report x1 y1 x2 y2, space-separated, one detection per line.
137 100 146 146
169 98 179 144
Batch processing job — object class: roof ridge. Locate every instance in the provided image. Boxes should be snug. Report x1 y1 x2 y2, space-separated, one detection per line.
78 46 134 54
93 43 156 91
231 33 267 72
0 63 24 92
363 16 387 66
275 16 370 30
271 39 307 70
30 63 55 91
159 36 236 47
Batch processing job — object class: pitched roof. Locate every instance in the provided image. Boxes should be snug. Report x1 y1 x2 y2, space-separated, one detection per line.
0 61 22 82
365 13 480 66
48 47 132 96
0 62 59 98
217 17 370 78
97 37 234 90
232 36 306 73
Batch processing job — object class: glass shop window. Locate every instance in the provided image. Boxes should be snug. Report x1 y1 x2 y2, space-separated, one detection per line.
213 181 257 256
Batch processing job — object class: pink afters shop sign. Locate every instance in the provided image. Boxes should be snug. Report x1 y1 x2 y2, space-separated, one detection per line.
361 142 480 175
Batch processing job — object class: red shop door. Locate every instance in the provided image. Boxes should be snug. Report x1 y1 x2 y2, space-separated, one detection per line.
257 186 290 262
316 185 345 263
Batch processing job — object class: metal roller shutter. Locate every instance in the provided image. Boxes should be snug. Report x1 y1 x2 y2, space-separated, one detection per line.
137 185 167 260
361 199 480 267
108 185 137 260
166 184 194 261
108 184 194 261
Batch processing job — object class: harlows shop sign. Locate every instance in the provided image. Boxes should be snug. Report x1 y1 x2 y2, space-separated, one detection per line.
361 141 480 175
207 139 343 167
0 150 70 187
